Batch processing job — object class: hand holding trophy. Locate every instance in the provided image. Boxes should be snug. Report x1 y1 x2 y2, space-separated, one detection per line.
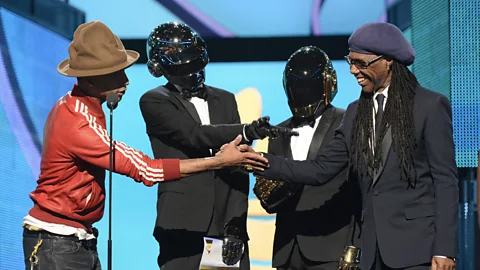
252 176 302 214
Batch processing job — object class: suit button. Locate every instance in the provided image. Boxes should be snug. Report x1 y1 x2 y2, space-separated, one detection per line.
373 190 380 196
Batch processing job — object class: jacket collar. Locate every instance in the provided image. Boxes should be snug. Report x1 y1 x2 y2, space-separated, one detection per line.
70 84 105 117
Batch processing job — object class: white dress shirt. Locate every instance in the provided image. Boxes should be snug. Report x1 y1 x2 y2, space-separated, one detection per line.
189 97 211 125
23 215 95 240
290 116 322 161
189 96 214 154
369 86 390 154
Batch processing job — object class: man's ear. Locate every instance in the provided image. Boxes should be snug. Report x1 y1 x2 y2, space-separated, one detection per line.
385 57 394 70
77 77 94 89
76 77 95 96
86 78 94 87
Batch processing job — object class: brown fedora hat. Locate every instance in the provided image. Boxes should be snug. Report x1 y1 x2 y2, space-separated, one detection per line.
57 21 139 77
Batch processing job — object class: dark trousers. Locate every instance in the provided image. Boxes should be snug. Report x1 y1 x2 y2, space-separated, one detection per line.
277 240 338 270
373 246 430 270
155 228 250 270
23 229 101 270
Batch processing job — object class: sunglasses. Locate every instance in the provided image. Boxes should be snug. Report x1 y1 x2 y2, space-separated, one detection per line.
344 55 383 69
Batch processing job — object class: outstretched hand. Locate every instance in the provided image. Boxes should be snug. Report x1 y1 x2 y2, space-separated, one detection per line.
219 142 257 153
215 135 268 171
244 116 299 140
244 116 272 140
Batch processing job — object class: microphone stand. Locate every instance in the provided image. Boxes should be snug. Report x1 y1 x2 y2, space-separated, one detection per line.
108 106 113 270
106 93 118 270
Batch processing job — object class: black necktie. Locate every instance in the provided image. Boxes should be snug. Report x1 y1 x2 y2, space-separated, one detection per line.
375 94 385 140
181 88 207 100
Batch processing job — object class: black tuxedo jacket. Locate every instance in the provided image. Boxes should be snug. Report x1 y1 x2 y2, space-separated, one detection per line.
139 83 249 237
257 86 459 269
268 106 361 267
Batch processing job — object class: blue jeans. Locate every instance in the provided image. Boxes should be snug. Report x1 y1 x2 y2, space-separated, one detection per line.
23 229 101 270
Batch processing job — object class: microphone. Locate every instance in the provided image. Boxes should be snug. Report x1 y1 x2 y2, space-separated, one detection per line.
106 92 119 110
105 92 118 270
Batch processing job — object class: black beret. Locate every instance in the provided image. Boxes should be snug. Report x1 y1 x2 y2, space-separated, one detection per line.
348 22 415 66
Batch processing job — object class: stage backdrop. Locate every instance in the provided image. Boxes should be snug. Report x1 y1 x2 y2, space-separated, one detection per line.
0 6 421 270
68 0 389 38
0 7 75 270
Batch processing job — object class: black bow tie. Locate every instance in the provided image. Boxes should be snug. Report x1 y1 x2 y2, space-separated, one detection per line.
293 119 315 128
181 88 207 100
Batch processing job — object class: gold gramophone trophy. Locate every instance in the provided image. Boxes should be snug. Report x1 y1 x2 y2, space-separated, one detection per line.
338 245 362 270
252 176 302 214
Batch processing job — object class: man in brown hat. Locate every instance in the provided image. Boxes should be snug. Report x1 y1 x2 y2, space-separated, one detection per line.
21 21 267 270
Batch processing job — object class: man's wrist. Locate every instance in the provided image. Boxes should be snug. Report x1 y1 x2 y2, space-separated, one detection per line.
433 255 456 262
206 156 224 170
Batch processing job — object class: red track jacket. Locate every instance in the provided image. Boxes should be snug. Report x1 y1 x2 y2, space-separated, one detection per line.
28 85 180 231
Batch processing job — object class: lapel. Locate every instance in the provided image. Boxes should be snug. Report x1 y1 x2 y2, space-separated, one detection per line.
306 106 336 160
372 126 392 187
166 83 202 123
277 119 294 159
365 154 374 180
205 86 222 124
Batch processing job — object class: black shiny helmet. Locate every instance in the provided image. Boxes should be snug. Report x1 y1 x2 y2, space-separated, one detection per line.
146 22 209 91
283 46 337 119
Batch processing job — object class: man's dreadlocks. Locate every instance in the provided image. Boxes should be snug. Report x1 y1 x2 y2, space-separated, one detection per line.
349 61 419 182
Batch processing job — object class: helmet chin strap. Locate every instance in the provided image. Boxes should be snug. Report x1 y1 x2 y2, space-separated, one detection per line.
167 70 205 92
314 102 328 117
